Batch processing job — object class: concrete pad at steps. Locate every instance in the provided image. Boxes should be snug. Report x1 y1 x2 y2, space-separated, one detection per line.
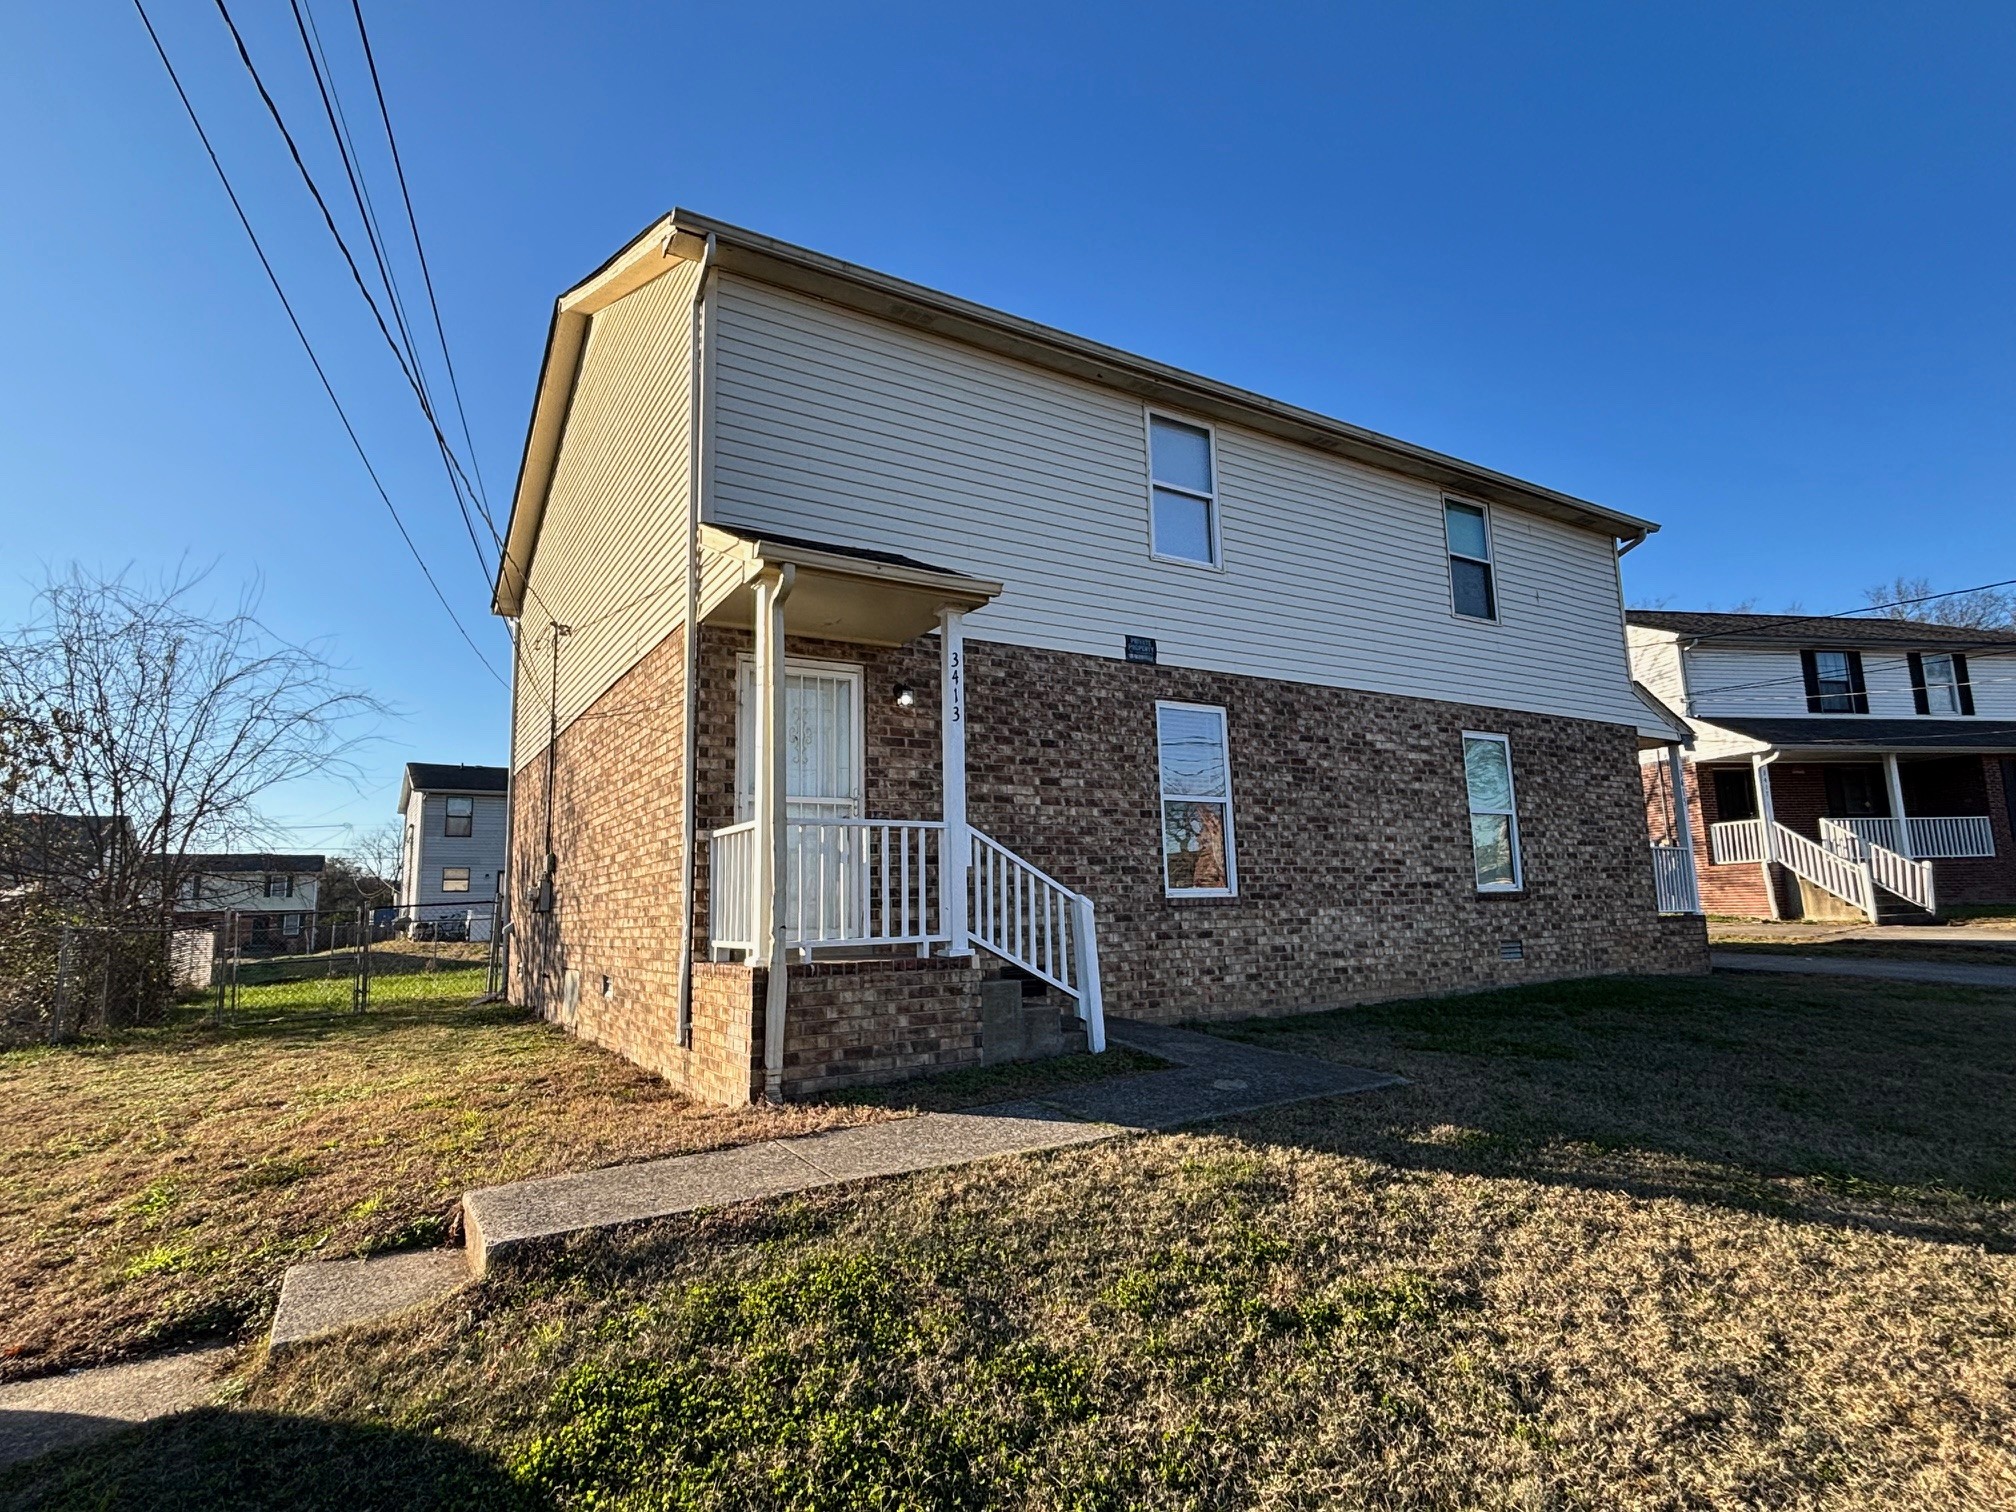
269 1248 470 1350
786 1105 1120 1183
0 1346 233 1469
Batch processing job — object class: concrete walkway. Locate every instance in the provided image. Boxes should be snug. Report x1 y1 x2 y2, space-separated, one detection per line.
461 1021 1400 1273
1713 950 2016 988
0 1346 233 1470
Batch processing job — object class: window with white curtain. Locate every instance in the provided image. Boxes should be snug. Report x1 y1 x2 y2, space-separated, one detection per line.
1157 702 1237 895
1462 733 1522 891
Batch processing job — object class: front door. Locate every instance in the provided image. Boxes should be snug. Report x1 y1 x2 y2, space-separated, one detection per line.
737 659 864 940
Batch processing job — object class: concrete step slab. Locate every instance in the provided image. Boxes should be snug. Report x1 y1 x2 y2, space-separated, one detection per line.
269 1249 470 1350
0 1346 233 1469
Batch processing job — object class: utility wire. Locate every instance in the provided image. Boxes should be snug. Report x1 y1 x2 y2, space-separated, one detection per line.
1654 577 2016 645
131 0 503 686
211 0 494 580
347 0 495 535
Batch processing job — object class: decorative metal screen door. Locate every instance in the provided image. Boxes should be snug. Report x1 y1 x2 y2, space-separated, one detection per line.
737 659 865 941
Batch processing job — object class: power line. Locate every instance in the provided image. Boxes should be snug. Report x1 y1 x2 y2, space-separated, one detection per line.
210 0 494 583
346 0 495 536
131 0 503 686
1658 577 2016 646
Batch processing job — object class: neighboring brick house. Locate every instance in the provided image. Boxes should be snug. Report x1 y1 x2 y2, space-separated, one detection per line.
171 853 323 952
397 763 507 938
1629 611 2016 921
492 210 1707 1105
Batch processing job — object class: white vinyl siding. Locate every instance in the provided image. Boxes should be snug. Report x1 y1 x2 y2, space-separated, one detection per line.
399 791 508 912
512 259 701 770
707 276 1648 729
1680 645 2016 720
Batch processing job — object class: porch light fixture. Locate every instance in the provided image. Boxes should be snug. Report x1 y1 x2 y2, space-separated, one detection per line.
893 684 917 709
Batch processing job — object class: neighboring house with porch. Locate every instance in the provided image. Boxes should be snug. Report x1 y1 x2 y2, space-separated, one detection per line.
493 209 1707 1106
1628 611 2016 921
172 853 324 951
397 763 507 937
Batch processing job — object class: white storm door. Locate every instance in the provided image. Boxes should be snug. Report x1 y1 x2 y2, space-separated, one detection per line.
737 658 865 942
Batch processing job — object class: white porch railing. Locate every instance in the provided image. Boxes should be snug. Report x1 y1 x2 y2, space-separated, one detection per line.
1650 845 1697 915
969 830 1105 1053
707 819 1106 1053
1826 815 1995 860
1768 821 1875 919
1709 818 1767 865
708 819 947 953
1819 818 1937 913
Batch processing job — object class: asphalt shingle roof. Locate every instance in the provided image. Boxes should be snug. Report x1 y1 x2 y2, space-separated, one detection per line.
1628 610 2016 650
402 763 508 794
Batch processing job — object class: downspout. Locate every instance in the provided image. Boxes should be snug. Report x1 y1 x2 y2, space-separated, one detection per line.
763 565 798 1105
675 231 717 1049
1753 749 1783 921
499 616 522 1000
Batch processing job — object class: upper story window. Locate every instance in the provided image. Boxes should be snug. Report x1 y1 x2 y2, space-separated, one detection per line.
1801 649 1868 713
1444 501 1497 621
1147 413 1219 568
1462 733 1523 891
264 874 293 898
1156 702 1237 896
1912 652 1974 716
445 796 475 837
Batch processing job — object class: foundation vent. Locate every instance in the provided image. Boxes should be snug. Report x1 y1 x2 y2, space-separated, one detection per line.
1498 940 1525 961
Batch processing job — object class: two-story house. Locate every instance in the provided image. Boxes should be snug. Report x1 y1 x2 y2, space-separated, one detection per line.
172 853 324 952
396 763 507 938
1628 611 2016 921
493 210 1707 1106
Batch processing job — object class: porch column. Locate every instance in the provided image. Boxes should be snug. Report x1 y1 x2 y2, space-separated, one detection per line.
939 608 971 955
1752 752 1782 921
1882 753 1913 858
1668 743 1701 912
754 567 796 1103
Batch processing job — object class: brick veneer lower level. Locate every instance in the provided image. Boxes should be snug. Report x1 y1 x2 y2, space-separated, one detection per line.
514 620 1708 1104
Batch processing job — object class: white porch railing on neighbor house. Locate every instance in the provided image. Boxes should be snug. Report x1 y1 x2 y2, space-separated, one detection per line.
1709 818 1768 865
1650 845 1697 915
1825 815 1995 860
709 818 1106 1053
1818 819 1938 913
708 819 947 953
1769 821 1876 918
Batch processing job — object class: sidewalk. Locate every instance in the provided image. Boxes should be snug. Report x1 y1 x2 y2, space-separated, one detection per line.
1712 951 2016 988
460 1021 1401 1274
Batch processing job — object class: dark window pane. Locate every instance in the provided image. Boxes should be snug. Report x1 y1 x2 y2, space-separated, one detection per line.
1451 556 1496 619
1162 800 1231 891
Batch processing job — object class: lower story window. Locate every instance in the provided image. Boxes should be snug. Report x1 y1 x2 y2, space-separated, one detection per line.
1463 732 1523 891
442 866 470 894
282 912 303 935
1157 702 1237 895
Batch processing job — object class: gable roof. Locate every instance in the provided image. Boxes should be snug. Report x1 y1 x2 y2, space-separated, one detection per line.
175 853 325 874
1699 715 2016 752
1628 610 2016 652
495 211 1660 617
399 762 508 814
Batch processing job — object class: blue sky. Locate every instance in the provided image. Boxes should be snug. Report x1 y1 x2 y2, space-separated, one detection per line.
4 2 2013 850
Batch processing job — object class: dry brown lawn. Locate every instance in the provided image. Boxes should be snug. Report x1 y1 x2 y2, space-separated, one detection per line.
0 989 888 1381
7 971 2015 1510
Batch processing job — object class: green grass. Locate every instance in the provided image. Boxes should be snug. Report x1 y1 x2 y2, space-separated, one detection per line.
10 972 2014 1509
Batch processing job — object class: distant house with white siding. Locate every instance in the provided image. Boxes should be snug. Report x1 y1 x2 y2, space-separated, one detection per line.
397 764 507 936
1629 611 2016 922
490 209 1707 1106
172 853 323 952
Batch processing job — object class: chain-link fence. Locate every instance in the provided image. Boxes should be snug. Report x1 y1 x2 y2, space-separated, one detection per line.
0 902 181 1045
209 899 502 1025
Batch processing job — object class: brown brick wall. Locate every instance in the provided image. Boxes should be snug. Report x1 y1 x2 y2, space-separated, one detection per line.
754 956 986 1099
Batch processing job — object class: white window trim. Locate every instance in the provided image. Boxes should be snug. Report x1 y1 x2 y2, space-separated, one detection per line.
1143 408 1225 572
1443 495 1501 625
733 654 867 823
1462 730 1524 893
1156 699 1239 898
1922 653 1962 715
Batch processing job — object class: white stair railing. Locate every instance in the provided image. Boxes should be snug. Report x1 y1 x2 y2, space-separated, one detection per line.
1767 820 1875 920
1649 844 1698 914
968 829 1105 1052
1818 818 1937 914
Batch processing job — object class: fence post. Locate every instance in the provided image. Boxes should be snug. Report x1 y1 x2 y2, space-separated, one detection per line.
355 905 370 1013
49 926 75 1045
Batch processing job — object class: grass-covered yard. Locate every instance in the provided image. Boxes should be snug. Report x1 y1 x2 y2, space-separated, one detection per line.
8 970 2016 1509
